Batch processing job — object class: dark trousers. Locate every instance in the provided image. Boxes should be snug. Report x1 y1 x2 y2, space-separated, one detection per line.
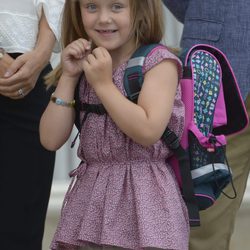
0 59 55 250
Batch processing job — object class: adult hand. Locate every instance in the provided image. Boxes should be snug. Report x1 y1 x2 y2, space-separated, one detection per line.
0 49 50 99
0 52 14 78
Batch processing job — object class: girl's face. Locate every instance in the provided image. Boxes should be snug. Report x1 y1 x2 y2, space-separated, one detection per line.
80 0 135 54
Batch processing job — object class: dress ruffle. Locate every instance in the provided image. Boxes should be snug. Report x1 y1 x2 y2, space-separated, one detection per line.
51 160 189 250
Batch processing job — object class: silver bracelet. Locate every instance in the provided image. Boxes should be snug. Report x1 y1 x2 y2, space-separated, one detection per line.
50 92 75 108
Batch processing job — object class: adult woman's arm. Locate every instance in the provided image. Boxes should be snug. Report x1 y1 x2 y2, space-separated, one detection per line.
0 9 56 99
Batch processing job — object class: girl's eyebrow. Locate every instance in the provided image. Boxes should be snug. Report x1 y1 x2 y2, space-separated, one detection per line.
81 0 95 3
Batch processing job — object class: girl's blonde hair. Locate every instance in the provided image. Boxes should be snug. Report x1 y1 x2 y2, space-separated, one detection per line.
46 0 165 86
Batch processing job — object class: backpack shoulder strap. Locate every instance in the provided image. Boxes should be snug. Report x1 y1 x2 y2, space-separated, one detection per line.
162 127 200 227
124 43 161 102
74 75 82 131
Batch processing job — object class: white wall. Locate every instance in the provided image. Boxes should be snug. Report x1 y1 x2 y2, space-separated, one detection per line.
163 7 183 47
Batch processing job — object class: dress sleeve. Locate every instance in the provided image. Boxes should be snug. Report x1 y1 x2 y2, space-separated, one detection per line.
143 45 183 80
34 0 64 52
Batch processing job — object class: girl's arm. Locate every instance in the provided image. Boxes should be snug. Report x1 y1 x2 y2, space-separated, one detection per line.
0 9 55 99
162 0 189 23
39 75 77 151
83 47 179 147
40 39 91 151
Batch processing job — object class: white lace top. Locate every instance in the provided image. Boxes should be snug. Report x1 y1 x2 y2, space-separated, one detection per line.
0 0 64 53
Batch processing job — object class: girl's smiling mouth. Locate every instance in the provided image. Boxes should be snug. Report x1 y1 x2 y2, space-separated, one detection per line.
95 29 117 34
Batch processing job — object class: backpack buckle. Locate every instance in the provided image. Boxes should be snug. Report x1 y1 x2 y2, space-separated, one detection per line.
128 91 140 103
162 129 180 150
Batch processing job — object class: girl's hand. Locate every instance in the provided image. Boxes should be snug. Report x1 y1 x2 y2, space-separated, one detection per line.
0 50 50 99
61 39 91 80
82 47 113 90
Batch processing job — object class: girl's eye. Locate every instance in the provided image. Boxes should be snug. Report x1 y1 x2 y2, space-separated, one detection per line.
86 3 97 12
112 4 123 12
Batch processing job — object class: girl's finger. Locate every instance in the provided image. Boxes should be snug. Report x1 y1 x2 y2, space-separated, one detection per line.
82 58 90 71
97 47 110 58
68 46 84 59
77 38 92 50
86 54 96 64
91 47 104 59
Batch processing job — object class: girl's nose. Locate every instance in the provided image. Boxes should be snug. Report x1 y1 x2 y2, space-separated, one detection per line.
98 11 112 24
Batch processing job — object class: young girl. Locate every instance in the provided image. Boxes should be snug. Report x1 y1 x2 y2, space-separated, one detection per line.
40 0 189 249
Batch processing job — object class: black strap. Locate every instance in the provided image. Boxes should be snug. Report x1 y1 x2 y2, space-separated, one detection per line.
71 102 107 148
162 128 200 226
78 103 107 115
74 80 81 131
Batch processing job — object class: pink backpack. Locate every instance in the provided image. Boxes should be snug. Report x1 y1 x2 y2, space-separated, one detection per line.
123 43 249 226
74 43 249 227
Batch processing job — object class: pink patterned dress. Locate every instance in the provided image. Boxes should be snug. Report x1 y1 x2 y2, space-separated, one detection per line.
51 46 189 250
